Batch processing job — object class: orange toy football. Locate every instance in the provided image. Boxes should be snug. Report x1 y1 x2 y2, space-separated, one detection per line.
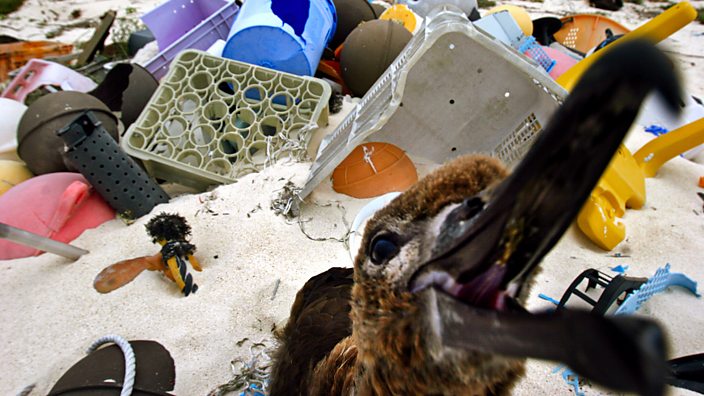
332 142 418 198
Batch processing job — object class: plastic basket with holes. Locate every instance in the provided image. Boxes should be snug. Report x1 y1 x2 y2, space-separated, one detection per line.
299 5 568 198
122 50 331 191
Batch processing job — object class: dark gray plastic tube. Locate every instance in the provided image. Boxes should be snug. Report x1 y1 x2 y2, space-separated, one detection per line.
58 111 169 219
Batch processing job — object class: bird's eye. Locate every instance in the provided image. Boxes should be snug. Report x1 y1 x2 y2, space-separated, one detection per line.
369 234 400 265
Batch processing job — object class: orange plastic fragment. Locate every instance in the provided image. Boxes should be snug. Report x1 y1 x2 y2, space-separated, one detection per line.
0 41 73 80
699 176 704 188
93 253 164 293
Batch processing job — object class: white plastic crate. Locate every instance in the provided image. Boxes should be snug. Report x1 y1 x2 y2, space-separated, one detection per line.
299 5 567 198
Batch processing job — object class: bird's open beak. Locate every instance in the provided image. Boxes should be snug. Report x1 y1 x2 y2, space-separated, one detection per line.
409 40 681 396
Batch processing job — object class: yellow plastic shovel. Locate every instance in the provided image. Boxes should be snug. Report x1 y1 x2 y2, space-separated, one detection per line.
553 2 701 250
578 118 704 250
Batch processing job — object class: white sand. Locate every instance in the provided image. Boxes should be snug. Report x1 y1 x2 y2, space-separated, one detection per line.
1 0 704 395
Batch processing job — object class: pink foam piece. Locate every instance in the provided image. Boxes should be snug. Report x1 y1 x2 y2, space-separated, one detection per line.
541 46 578 79
0 173 115 260
1 59 97 103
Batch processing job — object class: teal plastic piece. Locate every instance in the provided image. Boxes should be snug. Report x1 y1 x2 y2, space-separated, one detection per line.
615 264 700 315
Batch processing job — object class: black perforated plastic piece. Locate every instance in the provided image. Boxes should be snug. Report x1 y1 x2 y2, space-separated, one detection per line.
58 111 169 219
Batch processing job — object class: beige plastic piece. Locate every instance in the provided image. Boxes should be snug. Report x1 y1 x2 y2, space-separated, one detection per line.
122 50 331 190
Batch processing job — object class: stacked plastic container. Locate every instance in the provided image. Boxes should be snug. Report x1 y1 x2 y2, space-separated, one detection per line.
123 50 331 190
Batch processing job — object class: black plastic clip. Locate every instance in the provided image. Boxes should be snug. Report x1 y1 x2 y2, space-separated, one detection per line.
556 268 647 315
57 111 103 150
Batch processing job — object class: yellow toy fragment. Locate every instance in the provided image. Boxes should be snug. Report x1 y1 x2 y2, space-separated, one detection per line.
552 2 700 250
578 118 704 250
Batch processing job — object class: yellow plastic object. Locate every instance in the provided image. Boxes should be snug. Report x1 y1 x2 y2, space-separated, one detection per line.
556 2 697 92
578 118 704 250
554 2 698 250
487 5 533 36
577 147 645 250
0 160 33 196
166 256 187 291
633 117 704 177
380 4 422 34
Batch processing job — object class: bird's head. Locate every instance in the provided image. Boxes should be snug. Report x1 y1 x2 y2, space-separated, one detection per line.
349 39 681 395
350 155 527 393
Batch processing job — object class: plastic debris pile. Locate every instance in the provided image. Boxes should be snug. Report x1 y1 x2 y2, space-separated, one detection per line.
0 0 702 395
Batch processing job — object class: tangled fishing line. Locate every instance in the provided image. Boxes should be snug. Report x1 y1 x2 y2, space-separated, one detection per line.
208 340 274 396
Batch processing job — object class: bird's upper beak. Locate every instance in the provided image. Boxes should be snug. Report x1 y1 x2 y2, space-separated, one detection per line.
409 40 681 396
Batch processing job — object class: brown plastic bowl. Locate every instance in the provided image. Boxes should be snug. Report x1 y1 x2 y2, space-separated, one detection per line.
340 19 412 97
89 63 158 129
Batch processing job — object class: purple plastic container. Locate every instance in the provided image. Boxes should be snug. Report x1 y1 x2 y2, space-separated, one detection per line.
142 0 229 51
143 1 239 80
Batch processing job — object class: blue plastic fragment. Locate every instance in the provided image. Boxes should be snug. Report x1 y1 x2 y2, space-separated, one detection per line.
550 264 699 394
538 293 561 306
644 124 669 137
553 365 585 396
517 36 556 73
610 264 629 274
271 0 310 38
615 264 700 315
238 383 266 396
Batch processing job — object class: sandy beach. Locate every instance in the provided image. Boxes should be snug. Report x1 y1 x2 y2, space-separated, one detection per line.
1 0 703 394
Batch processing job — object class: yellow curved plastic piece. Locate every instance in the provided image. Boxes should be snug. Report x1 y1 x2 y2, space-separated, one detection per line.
577 146 645 250
0 159 33 196
189 255 203 272
556 2 697 91
578 118 704 250
166 257 186 291
578 189 626 251
380 4 421 34
634 117 704 177
562 2 696 250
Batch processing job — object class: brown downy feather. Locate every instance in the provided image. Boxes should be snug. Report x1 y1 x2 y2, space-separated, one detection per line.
270 155 515 395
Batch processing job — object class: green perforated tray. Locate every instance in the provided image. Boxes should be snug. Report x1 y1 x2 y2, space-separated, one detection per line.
122 50 331 190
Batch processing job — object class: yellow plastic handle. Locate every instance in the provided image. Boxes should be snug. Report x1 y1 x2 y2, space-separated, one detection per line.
556 2 697 91
633 117 704 177
166 257 187 291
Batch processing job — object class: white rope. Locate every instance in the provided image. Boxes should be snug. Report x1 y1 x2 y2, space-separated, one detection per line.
87 335 136 396
362 145 378 174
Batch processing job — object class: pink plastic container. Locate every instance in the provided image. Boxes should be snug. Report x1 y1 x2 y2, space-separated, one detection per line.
0 173 115 260
143 0 239 80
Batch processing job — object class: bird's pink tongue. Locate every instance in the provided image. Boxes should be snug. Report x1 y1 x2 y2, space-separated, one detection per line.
450 264 508 310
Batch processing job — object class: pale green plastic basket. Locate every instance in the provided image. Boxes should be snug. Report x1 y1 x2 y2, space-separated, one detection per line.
122 50 331 190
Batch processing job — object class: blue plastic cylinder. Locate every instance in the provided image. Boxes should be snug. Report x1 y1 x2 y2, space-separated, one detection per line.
222 0 337 76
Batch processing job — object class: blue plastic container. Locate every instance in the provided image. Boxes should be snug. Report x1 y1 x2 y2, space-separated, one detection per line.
222 0 337 76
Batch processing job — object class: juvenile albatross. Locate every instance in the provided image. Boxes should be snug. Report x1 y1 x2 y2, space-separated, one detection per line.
270 40 681 396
